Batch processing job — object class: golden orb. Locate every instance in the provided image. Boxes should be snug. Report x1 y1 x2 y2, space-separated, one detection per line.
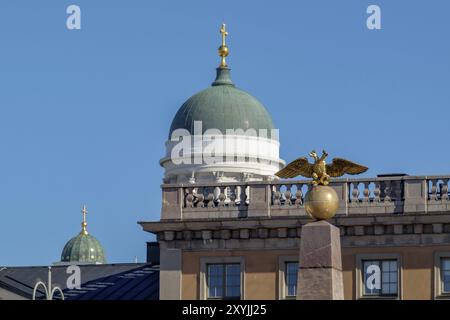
218 45 229 57
304 185 339 220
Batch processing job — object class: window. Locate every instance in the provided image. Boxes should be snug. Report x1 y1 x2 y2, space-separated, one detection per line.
285 262 298 298
441 258 450 294
362 259 398 297
200 257 244 300
278 256 298 300
207 264 240 299
356 254 401 300
433 252 450 299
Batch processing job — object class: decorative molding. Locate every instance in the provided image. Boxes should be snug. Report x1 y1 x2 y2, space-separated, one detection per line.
154 221 450 242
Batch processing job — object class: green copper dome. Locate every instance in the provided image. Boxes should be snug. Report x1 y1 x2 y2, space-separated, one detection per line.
169 67 275 138
60 206 106 264
61 232 106 264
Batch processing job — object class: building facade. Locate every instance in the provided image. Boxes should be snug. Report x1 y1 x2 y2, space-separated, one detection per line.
141 175 450 300
139 25 450 300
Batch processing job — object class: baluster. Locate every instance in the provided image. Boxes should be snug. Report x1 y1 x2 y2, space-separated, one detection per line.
244 186 250 205
351 182 360 203
384 181 391 202
197 194 205 207
284 184 292 205
196 188 205 208
229 186 237 206
273 185 281 205
294 184 303 205
235 186 242 205
429 179 438 201
441 179 449 201
185 188 194 208
218 186 226 207
214 186 221 202
205 187 215 208
279 185 286 205
373 181 381 202
363 182 370 202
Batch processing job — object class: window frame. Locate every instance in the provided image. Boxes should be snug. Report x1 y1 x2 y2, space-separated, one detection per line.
278 255 298 300
206 263 241 300
200 257 245 300
433 252 450 299
356 253 402 300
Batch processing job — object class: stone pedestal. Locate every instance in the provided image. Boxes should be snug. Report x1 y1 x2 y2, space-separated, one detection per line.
297 220 344 300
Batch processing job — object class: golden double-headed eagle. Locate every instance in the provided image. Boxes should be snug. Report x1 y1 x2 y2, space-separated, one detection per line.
275 150 368 185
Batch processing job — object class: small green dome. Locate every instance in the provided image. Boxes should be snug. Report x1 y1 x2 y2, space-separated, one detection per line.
169 67 275 138
61 232 106 264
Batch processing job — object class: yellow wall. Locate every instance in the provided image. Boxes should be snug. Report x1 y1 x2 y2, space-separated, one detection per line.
181 246 450 300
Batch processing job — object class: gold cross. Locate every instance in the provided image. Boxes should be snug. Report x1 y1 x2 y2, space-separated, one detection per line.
218 23 230 68
220 23 228 47
82 205 87 223
81 205 88 235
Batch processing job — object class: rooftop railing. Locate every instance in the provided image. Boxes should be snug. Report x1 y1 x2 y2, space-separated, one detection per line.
160 175 450 220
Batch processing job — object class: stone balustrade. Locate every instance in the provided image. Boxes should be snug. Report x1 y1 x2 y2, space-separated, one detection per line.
160 175 450 220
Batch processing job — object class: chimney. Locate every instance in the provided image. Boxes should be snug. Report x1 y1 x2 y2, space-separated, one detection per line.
146 242 160 265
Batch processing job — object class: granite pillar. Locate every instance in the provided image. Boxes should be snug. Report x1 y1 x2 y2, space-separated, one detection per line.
297 220 344 300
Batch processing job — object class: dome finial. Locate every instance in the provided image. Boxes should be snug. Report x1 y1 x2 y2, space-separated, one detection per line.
80 205 88 235
218 23 229 68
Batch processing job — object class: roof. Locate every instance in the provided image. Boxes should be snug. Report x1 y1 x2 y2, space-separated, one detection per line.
61 232 106 264
0 263 159 300
168 67 275 138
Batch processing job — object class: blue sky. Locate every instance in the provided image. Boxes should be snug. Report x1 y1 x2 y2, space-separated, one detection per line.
1 0 450 265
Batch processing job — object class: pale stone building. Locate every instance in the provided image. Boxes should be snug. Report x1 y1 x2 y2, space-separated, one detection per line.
139 30 450 300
